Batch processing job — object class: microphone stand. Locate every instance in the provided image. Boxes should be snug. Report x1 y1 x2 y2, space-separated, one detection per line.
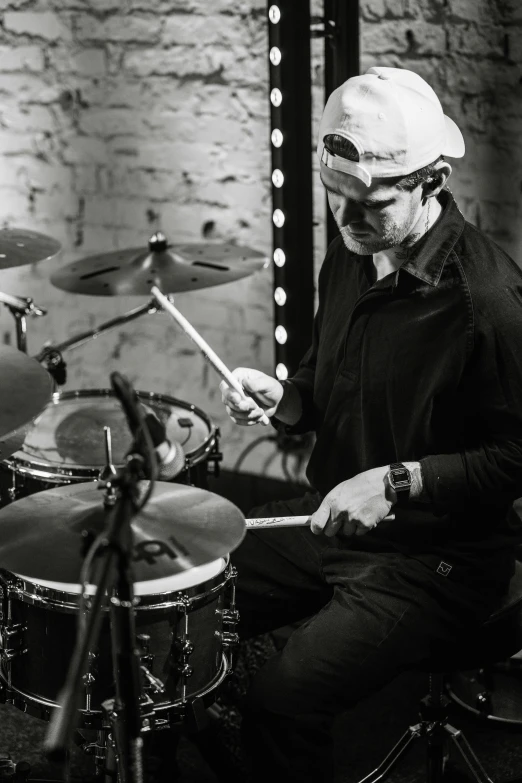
44 453 148 783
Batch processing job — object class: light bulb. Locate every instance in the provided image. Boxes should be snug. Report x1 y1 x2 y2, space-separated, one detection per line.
273 209 285 227
274 287 287 306
269 46 282 66
276 363 288 380
272 169 284 188
271 129 283 148
268 5 281 23
275 325 287 345
270 88 282 107
273 248 286 267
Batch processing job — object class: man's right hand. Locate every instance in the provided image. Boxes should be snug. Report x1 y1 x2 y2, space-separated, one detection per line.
219 368 284 426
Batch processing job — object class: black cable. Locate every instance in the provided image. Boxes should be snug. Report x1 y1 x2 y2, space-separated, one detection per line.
281 450 294 484
261 450 279 476
232 434 277 473
282 450 309 491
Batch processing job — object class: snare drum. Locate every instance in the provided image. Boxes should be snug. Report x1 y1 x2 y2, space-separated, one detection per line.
0 389 221 503
0 559 238 727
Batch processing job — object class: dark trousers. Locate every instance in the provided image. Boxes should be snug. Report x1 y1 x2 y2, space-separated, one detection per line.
232 493 509 783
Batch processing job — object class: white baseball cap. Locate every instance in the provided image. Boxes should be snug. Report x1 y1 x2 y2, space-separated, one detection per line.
317 66 465 186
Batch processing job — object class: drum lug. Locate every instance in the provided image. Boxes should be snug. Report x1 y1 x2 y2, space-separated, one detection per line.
174 638 194 657
176 663 193 679
221 632 240 649
221 609 240 629
2 623 27 639
3 647 28 661
0 621 27 661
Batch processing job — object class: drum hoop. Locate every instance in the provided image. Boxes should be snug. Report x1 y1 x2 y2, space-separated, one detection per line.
1 562 229 614
5 388 217 477
1 650 232 719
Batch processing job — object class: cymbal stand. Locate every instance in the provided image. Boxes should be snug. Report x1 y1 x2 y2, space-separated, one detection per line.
0 291 47 353
43 457 150 783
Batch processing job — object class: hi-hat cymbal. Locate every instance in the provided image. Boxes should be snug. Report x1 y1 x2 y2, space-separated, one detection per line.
0 346 53 459
50 233 269 296
0 481 245 583
0 228 61 269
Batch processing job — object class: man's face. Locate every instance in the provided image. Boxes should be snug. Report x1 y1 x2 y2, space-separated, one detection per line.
320 162 424 255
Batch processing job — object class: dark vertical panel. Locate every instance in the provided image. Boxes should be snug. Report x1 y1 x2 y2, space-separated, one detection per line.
323 0 360 247
268 1 315 377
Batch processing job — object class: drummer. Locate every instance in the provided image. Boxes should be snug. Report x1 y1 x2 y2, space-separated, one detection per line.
220 67 522 782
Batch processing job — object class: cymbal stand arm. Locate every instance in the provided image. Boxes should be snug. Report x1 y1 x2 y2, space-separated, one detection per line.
34 298 162 361
0 292 47 354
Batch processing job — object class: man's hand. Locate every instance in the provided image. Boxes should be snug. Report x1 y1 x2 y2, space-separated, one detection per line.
310 466 393 537
219 368 284 426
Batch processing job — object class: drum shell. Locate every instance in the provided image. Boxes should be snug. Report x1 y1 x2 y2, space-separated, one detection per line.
0 563 231 725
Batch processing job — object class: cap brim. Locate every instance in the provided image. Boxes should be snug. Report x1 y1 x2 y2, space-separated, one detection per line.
443 115 465 158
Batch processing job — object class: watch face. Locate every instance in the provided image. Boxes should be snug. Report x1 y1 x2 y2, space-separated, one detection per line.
390 467 411 488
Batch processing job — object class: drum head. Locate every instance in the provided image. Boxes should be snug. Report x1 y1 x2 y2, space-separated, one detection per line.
7 390 213 479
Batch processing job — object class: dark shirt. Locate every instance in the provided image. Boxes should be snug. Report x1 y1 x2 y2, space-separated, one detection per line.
281 191 522 579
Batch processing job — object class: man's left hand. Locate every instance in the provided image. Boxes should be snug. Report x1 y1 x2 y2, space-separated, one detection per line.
310 466 393 537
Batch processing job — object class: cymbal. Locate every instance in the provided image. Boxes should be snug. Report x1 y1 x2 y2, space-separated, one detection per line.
0 228 61 268
0 481 245 583
50 233 269 296
0 346 53 459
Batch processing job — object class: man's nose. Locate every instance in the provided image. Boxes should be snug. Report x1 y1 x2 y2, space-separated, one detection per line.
338 199 364 224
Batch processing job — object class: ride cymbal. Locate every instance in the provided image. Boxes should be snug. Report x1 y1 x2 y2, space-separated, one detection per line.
51 233 268 296
0 346 53 459
0 481 245 583
0 228 61 269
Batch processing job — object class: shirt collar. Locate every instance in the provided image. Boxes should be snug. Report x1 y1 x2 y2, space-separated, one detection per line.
398 190 466 287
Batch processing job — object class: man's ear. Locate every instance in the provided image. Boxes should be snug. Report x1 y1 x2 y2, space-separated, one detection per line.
423 160 452 200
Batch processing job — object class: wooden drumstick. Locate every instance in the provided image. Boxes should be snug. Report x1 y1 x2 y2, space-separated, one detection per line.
245 514 394 528
151 286 270 426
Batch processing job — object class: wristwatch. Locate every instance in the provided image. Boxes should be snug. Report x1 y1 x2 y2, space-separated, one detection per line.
387 462 412 505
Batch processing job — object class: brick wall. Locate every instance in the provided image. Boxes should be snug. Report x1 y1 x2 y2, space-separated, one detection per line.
359 0 522 258
0 0 520 483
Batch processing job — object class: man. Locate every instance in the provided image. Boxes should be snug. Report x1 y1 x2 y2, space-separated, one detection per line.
219 67 522 782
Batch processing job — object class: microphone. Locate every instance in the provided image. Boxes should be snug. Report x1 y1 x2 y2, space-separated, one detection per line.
110 372 185 480
142 411 186 480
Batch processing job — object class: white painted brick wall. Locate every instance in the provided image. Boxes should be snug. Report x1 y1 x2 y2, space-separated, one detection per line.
0 0 520 484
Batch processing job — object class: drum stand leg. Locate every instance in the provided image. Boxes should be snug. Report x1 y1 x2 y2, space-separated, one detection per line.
356 674 497 783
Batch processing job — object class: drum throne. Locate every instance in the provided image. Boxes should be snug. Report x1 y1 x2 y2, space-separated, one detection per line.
356 558 522 783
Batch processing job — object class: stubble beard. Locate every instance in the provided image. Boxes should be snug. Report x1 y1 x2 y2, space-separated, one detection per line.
338 199 421 256
339 220 413 255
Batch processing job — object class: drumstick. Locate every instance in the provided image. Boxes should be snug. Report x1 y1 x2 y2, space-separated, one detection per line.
245 513 394 529
151 286 270 426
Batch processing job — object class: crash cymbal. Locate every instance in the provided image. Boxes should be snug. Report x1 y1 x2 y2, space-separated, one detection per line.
0 346 53 459
50 233 268 296
0 228 61 268
0 481 245 583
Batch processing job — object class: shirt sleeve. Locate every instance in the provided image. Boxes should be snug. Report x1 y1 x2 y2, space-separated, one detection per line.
421 282 522 513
